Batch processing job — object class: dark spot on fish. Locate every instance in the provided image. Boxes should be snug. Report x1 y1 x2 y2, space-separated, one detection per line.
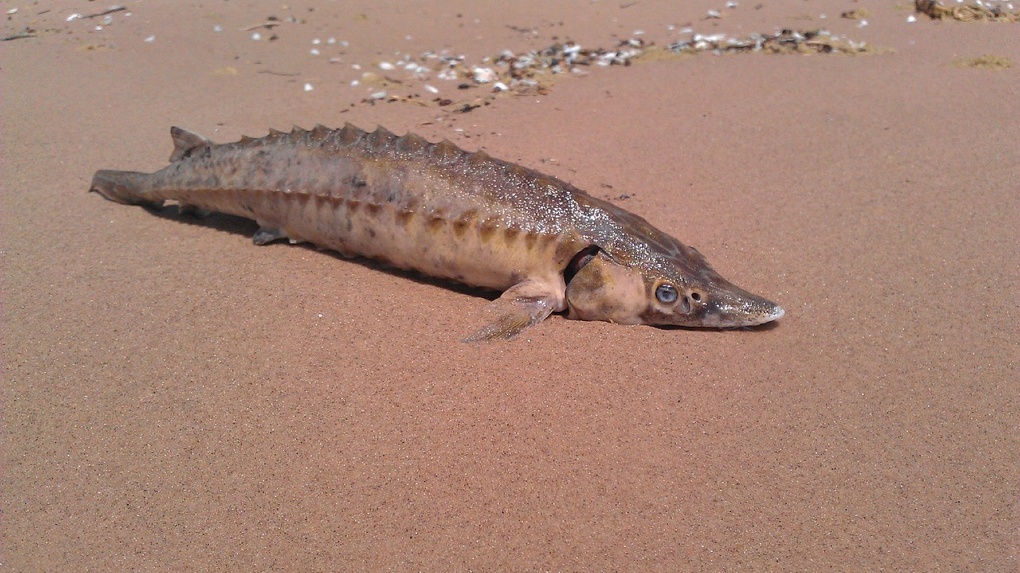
452 209 477 237
427 215 445 233
479 220 498 243
452 219 470 237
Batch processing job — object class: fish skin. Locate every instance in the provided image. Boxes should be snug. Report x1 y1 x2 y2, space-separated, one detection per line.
90 124 784 340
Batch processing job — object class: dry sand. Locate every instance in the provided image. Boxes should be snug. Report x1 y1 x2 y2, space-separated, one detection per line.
3 1 1017 571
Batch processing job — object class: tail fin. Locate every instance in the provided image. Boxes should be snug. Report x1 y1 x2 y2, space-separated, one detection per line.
89 170 162 207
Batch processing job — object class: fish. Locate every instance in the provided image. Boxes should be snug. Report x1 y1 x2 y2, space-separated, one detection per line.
90 124 784 341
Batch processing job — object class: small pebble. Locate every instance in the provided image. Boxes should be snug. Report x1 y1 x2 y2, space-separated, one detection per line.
251 32 262 41
213 25 223 32
144 35 155 43
424 84 439 93
310 48 320 56
304 83 314 91
906 15 917 22
379 62 396 70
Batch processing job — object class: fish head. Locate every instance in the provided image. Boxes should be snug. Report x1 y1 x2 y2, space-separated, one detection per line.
564 246 784 328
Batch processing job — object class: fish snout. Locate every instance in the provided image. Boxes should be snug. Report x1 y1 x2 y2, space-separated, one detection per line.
701 287 785 328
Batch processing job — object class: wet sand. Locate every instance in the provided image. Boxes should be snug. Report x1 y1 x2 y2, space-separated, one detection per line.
3 1 1017 570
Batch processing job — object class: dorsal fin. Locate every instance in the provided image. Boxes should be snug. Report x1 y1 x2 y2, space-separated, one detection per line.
169 127 213 162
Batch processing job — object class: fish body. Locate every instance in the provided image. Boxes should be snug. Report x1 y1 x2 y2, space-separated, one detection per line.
91 124 783 340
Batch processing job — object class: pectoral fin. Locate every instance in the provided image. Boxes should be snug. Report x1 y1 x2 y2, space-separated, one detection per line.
463 280 563 342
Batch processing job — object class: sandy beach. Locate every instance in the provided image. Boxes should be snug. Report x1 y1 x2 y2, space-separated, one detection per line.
3 1 1017 570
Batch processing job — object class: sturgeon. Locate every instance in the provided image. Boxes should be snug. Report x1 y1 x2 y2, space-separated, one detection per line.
90 124 784 340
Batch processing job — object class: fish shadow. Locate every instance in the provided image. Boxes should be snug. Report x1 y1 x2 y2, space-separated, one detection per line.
652 320 782 334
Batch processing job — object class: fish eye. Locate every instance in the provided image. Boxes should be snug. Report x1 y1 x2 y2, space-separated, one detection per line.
655 283 679 304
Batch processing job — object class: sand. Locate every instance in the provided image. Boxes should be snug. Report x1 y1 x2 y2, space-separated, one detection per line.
3 1 1017 571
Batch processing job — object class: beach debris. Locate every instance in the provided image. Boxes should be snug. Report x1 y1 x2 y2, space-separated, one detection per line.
952 54 1014 69
339 25 872 111
668 29 870 55
841 9 870 20
1 28 36 41
81 5 127 19
241 16 294 32
915 0 1020 21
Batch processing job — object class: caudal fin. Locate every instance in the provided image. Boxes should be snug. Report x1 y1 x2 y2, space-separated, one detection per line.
89 170 162 207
